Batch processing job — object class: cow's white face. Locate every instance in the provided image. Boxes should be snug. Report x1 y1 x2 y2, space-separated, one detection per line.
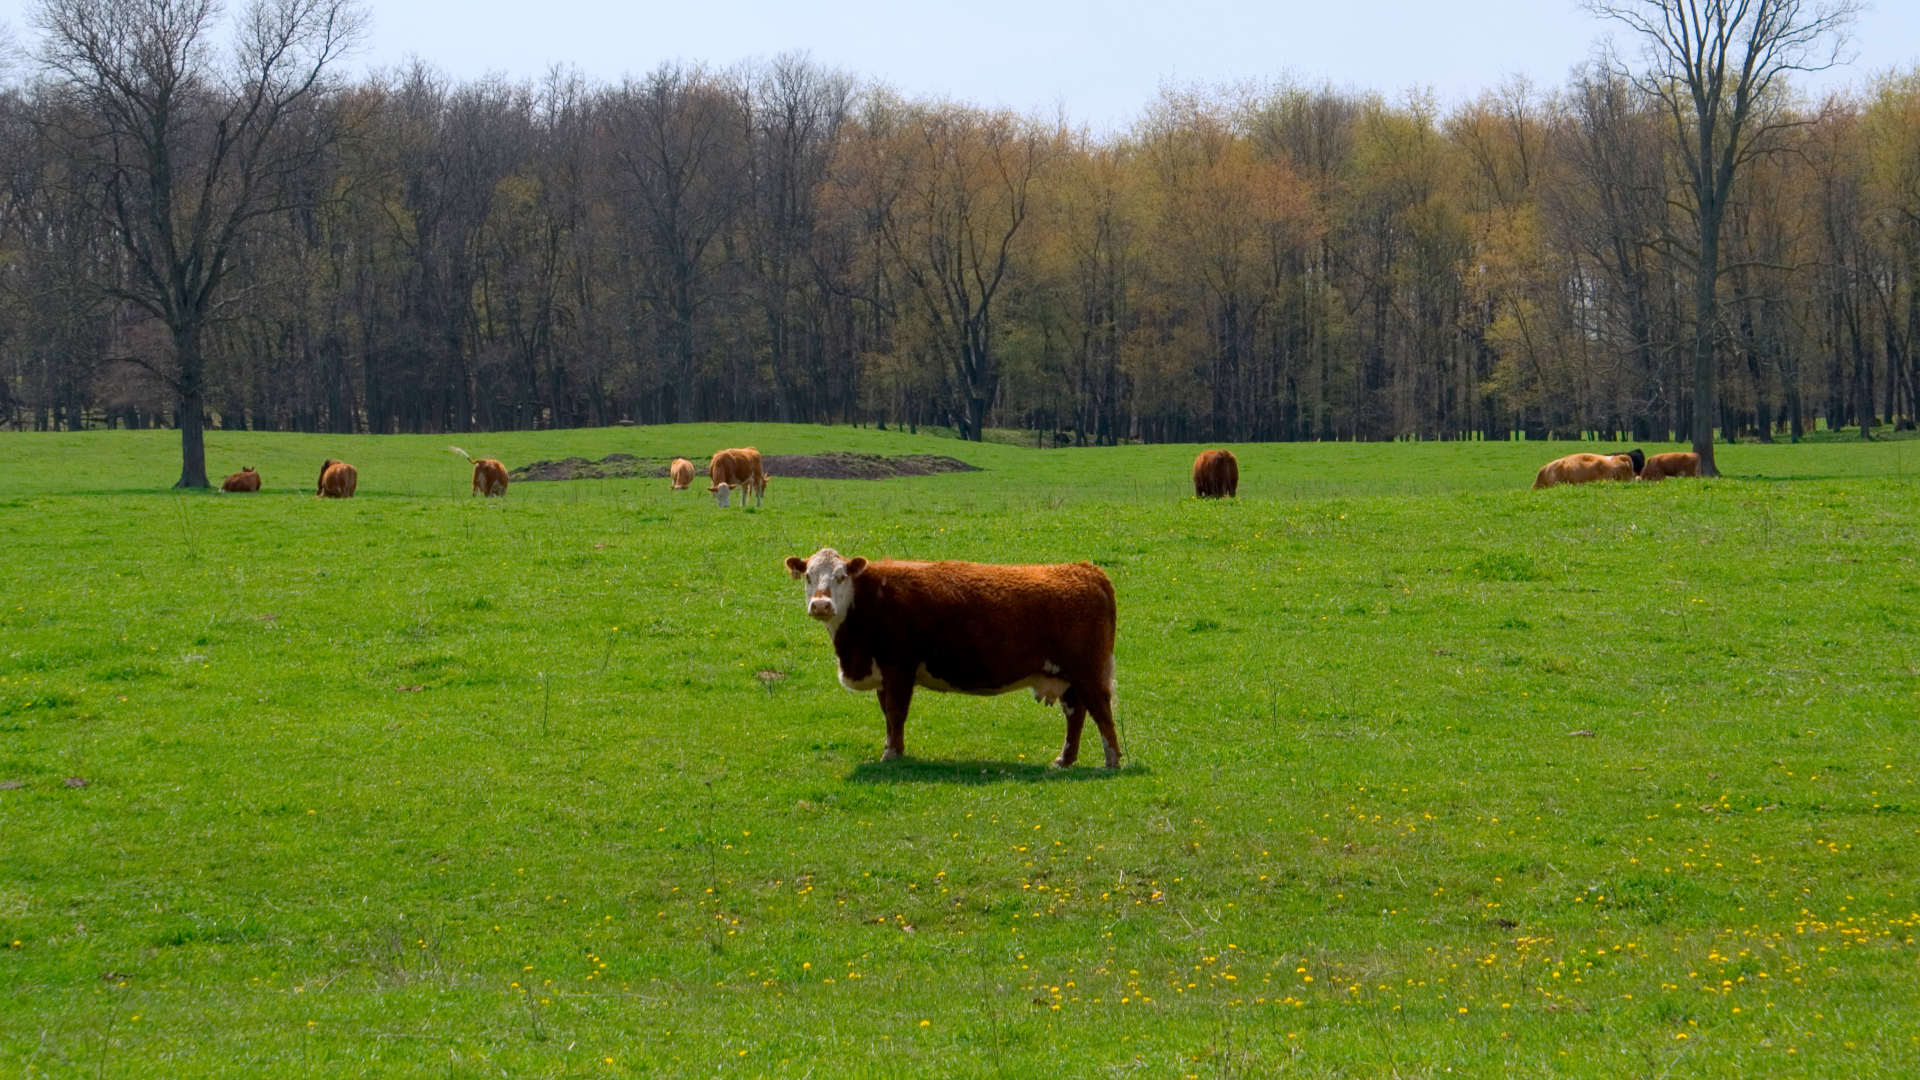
784 547 868 632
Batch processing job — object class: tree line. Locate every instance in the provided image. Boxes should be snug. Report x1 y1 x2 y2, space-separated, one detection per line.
3 0 1915 468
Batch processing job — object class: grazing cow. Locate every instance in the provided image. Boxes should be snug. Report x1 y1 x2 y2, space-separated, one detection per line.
709 447 768 508
220 467 261 493
449 446 508 496
669 457 695 490
784 547 1122 768
1532 449 1644 489
1192 449 1239 498
1637 451 1701 482
316 459 357 498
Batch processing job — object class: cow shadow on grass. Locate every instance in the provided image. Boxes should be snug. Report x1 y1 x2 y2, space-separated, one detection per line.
847 758 1143 785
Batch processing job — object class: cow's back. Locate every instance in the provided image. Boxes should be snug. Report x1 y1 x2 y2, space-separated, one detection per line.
319 462 357 498
473 459 509 496
1639 451 1700 481
1534 453 1632 488
708 447 766 497
1193 449 1238 497
843 561 1114 691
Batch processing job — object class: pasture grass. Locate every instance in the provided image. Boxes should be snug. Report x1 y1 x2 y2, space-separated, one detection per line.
2 425 1917 1077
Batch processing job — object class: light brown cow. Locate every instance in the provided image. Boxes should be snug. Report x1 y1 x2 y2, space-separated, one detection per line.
1637 451 1701 482
316 459 357 498
449 446 508 496
220 467 261 493
1192 449 1239 498
785 548 1121 768
709 447 768 508
669 457 695 490
1532 449 1644 489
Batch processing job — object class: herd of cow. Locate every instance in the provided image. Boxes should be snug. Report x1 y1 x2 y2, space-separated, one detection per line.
218 443 1698 499
1184 446 1704 497
1531 448 1703 488
218 445 774 504
218 440 1701 768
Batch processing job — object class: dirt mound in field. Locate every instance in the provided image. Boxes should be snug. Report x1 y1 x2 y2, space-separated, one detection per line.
762 452 979 480
509 453 640 482
509 451 978 483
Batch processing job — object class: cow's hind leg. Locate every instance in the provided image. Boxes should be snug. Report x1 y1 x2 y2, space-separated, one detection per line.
878 669 914 761
1054 688 1086 769
1086 683 1122 769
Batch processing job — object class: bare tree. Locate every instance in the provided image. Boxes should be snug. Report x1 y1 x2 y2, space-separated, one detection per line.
32 0 363 487
1587 0 1858 474
605 64 745 424
852 104 1052 441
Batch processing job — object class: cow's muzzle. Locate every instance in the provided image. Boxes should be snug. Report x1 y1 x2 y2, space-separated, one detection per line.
808 596 835 619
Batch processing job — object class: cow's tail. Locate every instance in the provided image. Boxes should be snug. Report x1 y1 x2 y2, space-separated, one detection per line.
448 445 473 462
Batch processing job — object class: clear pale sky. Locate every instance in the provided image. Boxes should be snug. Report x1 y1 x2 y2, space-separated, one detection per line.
3 0 1916 131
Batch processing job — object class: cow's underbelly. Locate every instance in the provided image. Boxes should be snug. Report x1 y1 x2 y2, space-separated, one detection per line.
914 663 1069 704
839 664 882 692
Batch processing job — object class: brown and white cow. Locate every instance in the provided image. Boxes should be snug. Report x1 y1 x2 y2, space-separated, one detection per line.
1532 449 1644 489
709 447 768 508
1636 451 1701 482
449 446 508 496
220 467 261 493
784 548 1121 768
316 459 357 498
1192 449 1239 498
669 457 695 490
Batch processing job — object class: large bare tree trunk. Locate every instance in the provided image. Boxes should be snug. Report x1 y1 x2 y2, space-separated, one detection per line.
1691 225 1722 473
174 327 210 489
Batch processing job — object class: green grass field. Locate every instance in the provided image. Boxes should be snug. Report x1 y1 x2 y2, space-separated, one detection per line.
3 425 1917 1077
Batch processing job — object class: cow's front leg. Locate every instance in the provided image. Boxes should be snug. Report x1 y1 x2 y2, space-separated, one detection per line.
877 668 915 760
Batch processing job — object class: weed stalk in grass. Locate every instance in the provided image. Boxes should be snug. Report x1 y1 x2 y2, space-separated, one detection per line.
171 492 198 562
598 626 617 676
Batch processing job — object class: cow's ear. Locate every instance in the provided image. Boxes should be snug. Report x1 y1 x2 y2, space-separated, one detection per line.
846 557 868 577
785 556 808 579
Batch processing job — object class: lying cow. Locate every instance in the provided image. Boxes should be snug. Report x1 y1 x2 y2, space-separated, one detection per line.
669 457 695 490
1192 449 1239 498
785 547 1122 768
316 458 357 498
1532 448 1644 489
220 467 261 493
709 447 768 508
1637 451 1701 482
449 446 508 496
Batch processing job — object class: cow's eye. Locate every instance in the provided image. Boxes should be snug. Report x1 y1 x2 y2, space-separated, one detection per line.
833 572 846 583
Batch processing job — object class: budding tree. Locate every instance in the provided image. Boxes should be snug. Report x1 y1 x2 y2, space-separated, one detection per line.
33 0 363 486
1586 0 1858 473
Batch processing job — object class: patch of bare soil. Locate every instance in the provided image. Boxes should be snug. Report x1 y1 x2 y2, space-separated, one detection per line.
510 452 641 482
510 451 978 483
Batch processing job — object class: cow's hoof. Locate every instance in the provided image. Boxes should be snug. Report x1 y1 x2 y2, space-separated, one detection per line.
881 748 904 761
1103 755 1122 770
1051 756 1075 769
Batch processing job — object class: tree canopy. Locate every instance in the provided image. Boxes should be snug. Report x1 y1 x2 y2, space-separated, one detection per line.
3 24 1917 445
